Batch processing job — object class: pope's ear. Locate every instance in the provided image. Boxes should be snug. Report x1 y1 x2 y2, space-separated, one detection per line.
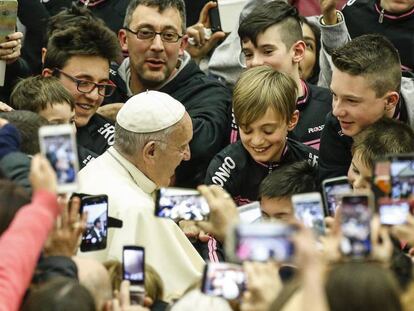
142 141 156 161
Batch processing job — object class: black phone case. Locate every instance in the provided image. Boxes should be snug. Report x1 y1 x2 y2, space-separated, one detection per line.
208 1 222 32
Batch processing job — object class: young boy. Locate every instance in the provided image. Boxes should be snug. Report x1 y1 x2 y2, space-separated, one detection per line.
205 66 318 205
10 75 97 168
259 160 318 222
10 76 75 125
348 117 414 191
318 34 414 182
228 0 332 149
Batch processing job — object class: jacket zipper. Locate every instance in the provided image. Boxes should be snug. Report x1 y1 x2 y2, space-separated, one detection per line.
379 8 384 23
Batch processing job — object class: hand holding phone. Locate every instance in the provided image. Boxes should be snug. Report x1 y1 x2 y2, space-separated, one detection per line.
80 195 108 252
123 246 145 305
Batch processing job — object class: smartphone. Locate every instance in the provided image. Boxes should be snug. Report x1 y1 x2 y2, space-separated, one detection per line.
291 192 325 236
123 246 145 305
155 187 210 221
80 195 108 252
322 176 352 217
373 159 391 197
340 193 373 258
227 222 296 262
378 198 410 226
389 154 414 199
201 262 246 300
0 0 18 44
38 124 79 193
238 201 262 224
209 0 246 33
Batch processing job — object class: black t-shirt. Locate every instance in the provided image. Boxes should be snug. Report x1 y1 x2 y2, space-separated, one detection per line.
76 114 115 156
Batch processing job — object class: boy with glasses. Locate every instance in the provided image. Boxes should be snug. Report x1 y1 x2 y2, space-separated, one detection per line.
42 6 121 156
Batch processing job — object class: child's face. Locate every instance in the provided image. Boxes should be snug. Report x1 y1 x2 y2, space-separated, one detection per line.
241 24 298 75
39 102 75 125
331 67 393 137
347 151 372 191
239 107 297 163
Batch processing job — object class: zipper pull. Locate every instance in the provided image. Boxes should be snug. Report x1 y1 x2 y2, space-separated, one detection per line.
379 8 384 23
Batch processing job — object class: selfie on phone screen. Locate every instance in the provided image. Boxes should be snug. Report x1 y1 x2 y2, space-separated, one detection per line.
233 223 295 262
80 196 108 252
155 188 210 221
202 263 245 300
390 158 414 199
340 194 372 257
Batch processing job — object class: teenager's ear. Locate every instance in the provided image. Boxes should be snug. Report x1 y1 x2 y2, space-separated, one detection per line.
384 91 399 111
41 47 47 65
42 68 53 77
292 40 306 64
287 110 299 131
118 28 129 52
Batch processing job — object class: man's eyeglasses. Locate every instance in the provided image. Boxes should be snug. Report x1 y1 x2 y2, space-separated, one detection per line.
123 27 183 43
53 68 117 97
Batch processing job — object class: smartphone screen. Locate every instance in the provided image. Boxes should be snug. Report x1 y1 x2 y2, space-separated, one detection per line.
123 246 145 285
80 195 108 252
390 157 414 199
379 198 410 226
216 0 246 33
340 194 372 258
322 177 352 217
39 124 79 193
0 0 18 44
155 188 210 221
292 192 325 235
233 222 295 262
202 262 246 300
123 246 145 305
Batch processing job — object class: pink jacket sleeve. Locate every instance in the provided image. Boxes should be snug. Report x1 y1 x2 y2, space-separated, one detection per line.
0 190 59 311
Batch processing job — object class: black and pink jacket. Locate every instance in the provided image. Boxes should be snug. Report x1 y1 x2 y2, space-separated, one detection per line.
342 0 414 74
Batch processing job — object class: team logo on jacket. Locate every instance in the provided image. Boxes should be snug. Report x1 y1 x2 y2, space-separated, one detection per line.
98 123 115 145
308 125 324 134
211 157 236 186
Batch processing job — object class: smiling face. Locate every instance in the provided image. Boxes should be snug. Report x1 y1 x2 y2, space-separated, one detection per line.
146 113 193 187
43 55 110 128
239 107 297 163
119 5 186 92
241 24 298 76
330 67 392 137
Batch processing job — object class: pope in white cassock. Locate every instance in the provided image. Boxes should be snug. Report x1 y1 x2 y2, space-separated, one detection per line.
78 91 204 300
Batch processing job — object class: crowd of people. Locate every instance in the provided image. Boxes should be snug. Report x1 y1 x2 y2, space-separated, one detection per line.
1 0 414 310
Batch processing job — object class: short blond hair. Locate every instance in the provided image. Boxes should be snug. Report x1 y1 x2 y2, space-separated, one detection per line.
233 66 297 126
